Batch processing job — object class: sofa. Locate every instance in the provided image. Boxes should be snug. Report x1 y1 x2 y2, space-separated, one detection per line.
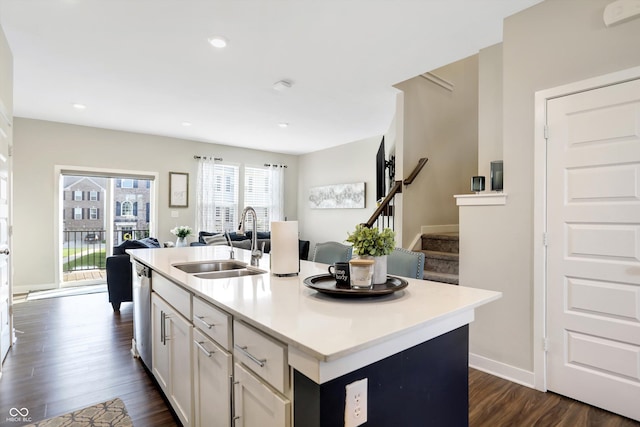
106 237 161 311
191 231 310 261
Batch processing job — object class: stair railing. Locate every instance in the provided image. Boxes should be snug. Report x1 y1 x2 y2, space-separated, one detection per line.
365 158 428 230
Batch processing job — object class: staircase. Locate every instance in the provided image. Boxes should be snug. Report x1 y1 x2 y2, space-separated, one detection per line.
419 232 459 285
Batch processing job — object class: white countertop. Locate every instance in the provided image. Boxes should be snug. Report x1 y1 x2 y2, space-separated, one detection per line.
128 245 501 383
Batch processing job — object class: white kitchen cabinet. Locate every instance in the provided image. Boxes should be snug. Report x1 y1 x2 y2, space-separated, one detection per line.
152 292 193 427
233 362 291 427
193 327 232 427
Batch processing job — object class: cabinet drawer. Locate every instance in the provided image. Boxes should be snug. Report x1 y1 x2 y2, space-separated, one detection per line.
193 297 232 351
153 274 191 319
233 320 288 394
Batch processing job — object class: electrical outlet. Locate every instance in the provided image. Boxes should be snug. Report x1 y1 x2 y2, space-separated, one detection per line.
344 378 368 427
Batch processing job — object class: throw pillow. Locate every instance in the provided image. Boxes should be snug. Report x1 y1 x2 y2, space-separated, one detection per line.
203 235 229 246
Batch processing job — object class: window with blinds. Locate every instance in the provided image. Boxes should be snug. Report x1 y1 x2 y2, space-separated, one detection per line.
244 166 271 232
213 164 239 232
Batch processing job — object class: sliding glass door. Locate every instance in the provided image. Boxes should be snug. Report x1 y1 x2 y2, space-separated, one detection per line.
60 171 155 286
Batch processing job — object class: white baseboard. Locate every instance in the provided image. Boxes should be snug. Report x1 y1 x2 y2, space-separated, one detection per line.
469 352 535 388
13 282 58 295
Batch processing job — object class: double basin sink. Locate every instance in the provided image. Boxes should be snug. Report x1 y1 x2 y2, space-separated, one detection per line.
172 260 267 280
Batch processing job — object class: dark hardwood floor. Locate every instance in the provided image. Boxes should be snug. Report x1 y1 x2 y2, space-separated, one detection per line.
0 292 637 427
469 367 638 427
0 292 177 427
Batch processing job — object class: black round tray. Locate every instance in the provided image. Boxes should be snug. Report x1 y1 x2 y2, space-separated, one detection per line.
303 274 408 298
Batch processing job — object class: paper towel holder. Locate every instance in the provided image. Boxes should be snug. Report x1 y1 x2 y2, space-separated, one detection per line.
270 221 300 276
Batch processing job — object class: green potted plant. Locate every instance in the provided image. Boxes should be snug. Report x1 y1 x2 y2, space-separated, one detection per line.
171 225 193 247
346 224 396 284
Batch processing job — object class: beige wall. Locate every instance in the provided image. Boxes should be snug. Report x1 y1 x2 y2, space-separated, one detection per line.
297 135 382 253
394 55 479 244
461 0 640 374
478 43 503 179
13 118 298 291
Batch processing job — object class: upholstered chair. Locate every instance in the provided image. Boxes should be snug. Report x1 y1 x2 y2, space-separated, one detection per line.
312 241 352 265
387 247 425 280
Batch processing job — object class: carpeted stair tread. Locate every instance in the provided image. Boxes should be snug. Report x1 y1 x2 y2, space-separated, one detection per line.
419 249 459 261
421 233 459 254
421 232 460 284
423 232 459 240
423 271 459 285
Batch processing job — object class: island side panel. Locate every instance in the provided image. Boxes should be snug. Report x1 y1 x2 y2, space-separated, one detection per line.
294 325 469 427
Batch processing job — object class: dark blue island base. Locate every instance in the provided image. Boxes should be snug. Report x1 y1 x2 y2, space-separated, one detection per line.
294 325 469 427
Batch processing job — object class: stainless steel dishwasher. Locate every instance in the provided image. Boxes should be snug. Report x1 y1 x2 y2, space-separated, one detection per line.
132 261 152 369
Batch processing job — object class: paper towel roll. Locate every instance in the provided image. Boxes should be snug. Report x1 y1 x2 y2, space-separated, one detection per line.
270 221 299 276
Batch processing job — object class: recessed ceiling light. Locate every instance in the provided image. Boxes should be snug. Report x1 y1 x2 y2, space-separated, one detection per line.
278 122 289 128
208 36 228 48
181 121 192 127
72 103 87 110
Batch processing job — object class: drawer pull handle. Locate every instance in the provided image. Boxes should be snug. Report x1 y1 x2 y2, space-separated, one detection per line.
195 315 214 329
234 345 266 367
195 341 214 357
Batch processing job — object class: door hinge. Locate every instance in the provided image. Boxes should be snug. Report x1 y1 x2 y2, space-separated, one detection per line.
544 125 549 140
8 145 12 157
542 233 548 247
543 338 550 352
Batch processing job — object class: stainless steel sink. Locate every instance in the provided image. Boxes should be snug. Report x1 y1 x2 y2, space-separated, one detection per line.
194 268 267 280
172 260 247 274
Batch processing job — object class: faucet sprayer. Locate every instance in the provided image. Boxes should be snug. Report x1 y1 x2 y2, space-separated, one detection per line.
238 206 263 267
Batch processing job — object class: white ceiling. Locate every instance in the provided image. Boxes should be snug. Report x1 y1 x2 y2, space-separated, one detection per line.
0 0 541 155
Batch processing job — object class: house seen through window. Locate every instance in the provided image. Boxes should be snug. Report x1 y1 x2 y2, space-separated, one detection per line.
61 173 154 284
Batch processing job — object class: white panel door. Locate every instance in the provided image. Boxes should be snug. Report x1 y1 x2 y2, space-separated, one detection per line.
546 78 640 421
0 104 10 366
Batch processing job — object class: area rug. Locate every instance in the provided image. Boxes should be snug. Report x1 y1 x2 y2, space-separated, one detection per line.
24 398 133 427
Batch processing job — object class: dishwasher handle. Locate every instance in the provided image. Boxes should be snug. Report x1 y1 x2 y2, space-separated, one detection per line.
135 263 151 278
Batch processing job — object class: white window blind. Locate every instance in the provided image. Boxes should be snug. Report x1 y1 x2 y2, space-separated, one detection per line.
214 164 239 232
244 166 271 232
197 158 239 233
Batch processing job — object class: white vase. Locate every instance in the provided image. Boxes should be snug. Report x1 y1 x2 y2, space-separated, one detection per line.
373 255 388 284
176 236 187 247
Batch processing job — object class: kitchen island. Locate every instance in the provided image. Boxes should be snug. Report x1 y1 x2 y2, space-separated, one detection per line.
128 245 501 427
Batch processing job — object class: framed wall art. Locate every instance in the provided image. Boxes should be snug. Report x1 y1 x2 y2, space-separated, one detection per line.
169 172 189 208
308 182 365 209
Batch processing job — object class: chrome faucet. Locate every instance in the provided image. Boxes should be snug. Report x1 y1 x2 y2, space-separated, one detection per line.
224 231 235 260
238 206 263 267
